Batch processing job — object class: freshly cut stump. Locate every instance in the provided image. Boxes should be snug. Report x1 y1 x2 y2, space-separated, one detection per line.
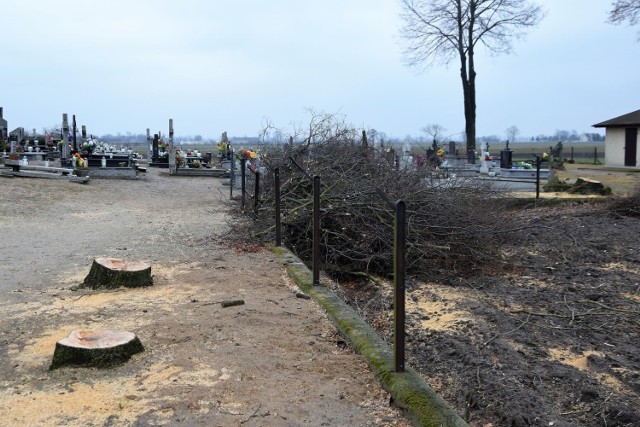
50 329 144 370
81 257 152 290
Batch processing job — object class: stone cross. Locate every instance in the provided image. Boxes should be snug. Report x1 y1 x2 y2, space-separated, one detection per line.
61 114 69 166
168 119 176 175
72 115 78 151
146 128 151 161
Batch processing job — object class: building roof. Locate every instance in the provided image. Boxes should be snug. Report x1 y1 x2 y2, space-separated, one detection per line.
593 109 640 128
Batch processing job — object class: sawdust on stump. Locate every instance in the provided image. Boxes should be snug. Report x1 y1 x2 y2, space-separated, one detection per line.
49 329 144 370
81 257 152 290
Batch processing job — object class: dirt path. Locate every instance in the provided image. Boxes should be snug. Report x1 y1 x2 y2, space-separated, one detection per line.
0 167 409 426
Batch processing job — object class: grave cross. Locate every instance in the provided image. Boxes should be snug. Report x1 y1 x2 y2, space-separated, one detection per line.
61 114 69 166
168 119 176 175
146 129 151 161
72 115 78 151
152 133 159 162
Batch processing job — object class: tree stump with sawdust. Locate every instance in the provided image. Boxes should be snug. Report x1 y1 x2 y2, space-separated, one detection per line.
49 329 144 370
81 257 152 290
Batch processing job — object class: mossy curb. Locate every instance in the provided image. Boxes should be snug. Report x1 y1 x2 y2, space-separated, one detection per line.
273 247 468 427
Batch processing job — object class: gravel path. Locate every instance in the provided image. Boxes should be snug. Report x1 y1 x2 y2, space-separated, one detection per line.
0 166 410 426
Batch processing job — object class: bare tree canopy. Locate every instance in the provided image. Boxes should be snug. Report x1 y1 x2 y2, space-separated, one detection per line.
421 123 447 143
609 0 640 25
505 125 520 143
399 0 543 160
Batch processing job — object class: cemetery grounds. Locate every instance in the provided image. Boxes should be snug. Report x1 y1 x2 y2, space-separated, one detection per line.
0 167 409 426
0 161 638 426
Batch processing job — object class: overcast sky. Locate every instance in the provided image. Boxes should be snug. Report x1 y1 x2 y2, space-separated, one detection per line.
2 0 638 141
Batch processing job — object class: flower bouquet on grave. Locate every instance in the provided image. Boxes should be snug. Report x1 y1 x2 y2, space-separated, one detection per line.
193 160 202 168
216 141 228 153
81 140 96 154
236 149 257 162
72 152 87 168
176 149 186 167
518 161 532 170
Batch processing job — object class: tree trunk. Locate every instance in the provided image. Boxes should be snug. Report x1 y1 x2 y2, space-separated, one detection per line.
81 257 152 290
49 329 144 370
464 9 477 163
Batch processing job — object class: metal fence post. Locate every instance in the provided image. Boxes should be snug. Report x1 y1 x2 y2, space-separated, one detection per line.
535 155 541 200
394 200 406 372
241 158 246 211
313 175 321 286
254 171 260 215
275 168 282 247
229 149 235 199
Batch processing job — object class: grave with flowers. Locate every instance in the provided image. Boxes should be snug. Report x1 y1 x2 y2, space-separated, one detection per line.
149 133 170 168
79 137 144 179
169 147 229 177
236 148 259 173
1 137 89 182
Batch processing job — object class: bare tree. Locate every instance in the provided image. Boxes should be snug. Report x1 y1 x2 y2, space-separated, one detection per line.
505 125 520 143
609 0 640 24
399 0 543 162
421 123 447 144
609 0 640 39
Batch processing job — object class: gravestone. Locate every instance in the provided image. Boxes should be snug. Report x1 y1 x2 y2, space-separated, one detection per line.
61 114 69 166
168 119 176 175
72 114 78 151
152 133 159 162
479 140 492 174
10 134 17 154
81 125 87 148
146 128 151 161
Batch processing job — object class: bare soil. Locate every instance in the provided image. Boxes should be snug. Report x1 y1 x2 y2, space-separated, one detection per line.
334 197 640 426
0 167 409 426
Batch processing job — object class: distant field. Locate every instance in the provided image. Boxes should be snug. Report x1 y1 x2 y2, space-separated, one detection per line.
490 141 605 161
421 141 607 163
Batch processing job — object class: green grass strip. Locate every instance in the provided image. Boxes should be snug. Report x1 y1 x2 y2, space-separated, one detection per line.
273 247 468 427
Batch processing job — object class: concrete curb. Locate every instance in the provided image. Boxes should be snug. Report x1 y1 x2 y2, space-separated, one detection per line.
273 247 468 427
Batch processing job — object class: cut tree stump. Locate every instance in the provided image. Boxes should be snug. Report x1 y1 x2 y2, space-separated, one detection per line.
49 329 144 370
81 257 153 290
568 177 612 195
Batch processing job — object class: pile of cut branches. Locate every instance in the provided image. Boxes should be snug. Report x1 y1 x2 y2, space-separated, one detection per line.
608 188 640 218
232 115 513 280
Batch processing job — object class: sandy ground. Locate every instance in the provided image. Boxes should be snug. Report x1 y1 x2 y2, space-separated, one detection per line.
0 166 409 426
